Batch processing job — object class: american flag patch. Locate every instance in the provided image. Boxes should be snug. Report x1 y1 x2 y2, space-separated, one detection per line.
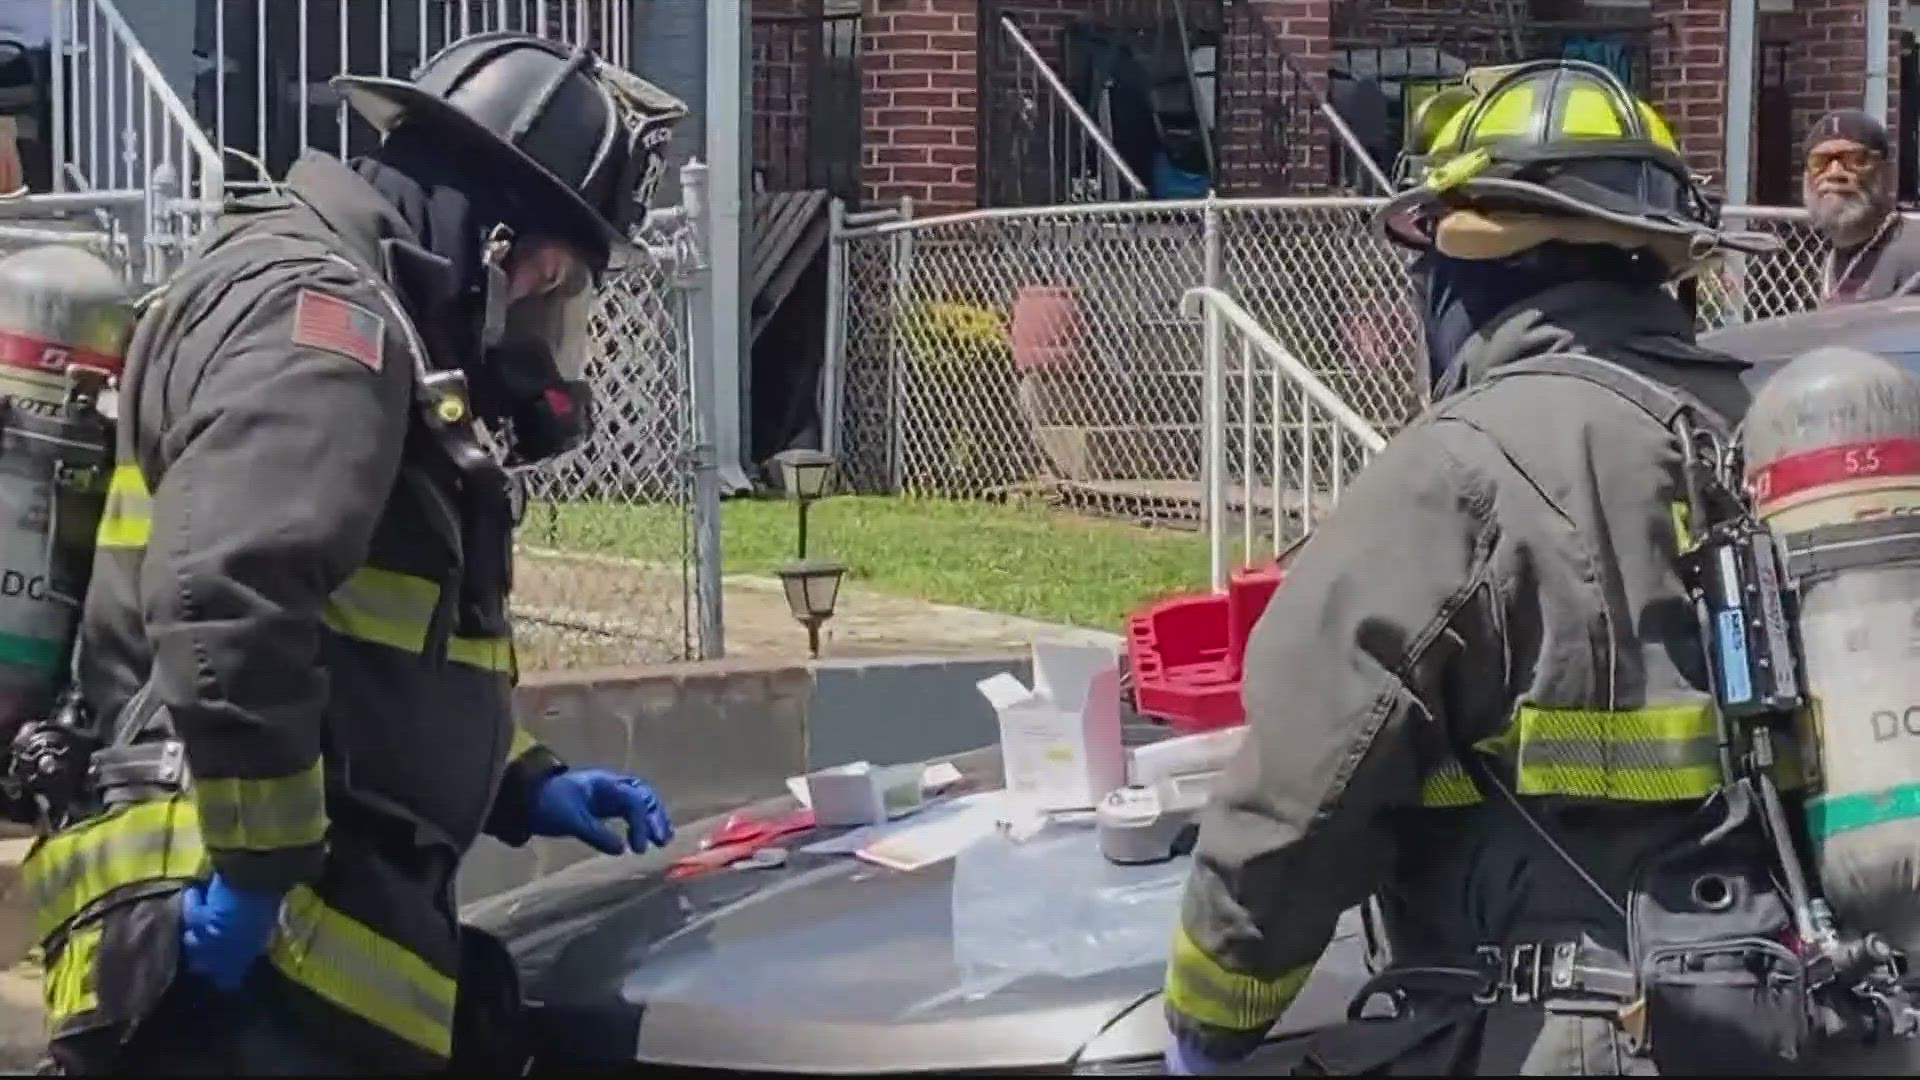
291 290 385 371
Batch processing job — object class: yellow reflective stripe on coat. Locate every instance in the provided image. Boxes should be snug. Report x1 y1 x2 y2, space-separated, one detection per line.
1419 761 1481 807
270 885 457 1059
194 758 328 853
507 725 538 762
95 464 152 550
447 633 515 674
44 922 104 1029
1512 702 1724 801
1670 501 1695 554
1165 925 1313 1033
22 796 208 940
1418 702 1806 808
322 567 514 674
323 567 439 654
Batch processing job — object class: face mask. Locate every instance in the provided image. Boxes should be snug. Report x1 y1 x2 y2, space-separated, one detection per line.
472 230 599 469
469 339 594 471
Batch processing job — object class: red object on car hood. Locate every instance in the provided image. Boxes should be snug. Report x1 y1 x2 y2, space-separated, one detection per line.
667 807 817 880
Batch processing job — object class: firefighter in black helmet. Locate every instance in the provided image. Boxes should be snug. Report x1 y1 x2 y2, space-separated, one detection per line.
1152 60 1920 1076
25 33 689 1075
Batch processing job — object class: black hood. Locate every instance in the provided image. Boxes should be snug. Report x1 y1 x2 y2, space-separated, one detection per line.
349 124 535 301
1435 277 1753 425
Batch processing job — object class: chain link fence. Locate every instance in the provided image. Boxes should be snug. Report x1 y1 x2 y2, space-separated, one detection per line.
832 200 1843 535
512 246 699 672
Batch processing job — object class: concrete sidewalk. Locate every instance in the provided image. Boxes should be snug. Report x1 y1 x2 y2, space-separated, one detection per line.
720 572 1124 659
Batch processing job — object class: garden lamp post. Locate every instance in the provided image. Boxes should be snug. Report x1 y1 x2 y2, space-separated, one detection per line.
776 558 846 658
771 448 837 559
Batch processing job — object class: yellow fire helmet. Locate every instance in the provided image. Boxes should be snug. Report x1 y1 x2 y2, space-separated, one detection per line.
1376 59 1779 272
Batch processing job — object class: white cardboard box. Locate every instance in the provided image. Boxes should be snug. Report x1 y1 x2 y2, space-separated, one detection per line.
1127 725 1246 786
803 761 925 827
976 642 1127 812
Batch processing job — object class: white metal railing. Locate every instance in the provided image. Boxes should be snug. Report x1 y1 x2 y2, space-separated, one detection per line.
49 0 226 280
205 0 631 195
1182 285 1388 592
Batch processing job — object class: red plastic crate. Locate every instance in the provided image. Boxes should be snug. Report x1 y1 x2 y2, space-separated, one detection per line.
1126 563 1285 733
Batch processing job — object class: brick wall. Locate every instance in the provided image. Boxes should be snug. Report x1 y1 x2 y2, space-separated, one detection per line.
753 0 823 191
838 0 1900 211
1225 0 1331 193
1648 0 1727 181
860 0 979 213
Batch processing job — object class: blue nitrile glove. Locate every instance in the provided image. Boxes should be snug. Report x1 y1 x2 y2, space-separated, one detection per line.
529 768 675 856
1165 1036 1235 1076
180 874 285 993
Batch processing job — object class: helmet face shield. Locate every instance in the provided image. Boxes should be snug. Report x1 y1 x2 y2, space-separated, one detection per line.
467 234 602 470
505 284 595 386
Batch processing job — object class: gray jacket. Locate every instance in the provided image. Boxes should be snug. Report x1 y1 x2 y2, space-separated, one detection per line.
1162 280 1767 1057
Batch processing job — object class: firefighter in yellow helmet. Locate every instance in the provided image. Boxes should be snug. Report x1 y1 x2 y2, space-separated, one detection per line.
1156 59 1915 1075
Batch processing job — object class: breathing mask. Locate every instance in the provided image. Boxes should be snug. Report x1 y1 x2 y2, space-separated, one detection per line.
474 228 597 470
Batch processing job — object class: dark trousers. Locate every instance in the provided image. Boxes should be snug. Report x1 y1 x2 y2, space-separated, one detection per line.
106 975 355 1077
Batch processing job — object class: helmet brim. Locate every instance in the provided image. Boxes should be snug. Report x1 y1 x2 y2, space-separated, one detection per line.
334 73 647 271
1374 175 1782 260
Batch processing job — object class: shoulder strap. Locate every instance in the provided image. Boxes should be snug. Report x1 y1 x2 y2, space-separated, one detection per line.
1483 351 1730 439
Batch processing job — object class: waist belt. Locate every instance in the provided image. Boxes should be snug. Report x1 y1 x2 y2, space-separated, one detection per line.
1471 939 1636 1008
1352 938 1638 1028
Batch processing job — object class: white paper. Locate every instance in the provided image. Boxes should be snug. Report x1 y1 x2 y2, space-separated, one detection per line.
921 761 963 792
854 791 1004 872
976 671 1034 711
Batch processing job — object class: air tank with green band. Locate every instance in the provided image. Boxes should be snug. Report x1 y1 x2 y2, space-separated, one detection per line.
1744 345 1920 954
0 245 130 747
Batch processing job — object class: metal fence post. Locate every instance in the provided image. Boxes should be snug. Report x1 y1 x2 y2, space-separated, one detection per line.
1201 196 1227 593
887 194 915 493
821 196 848 459
680 158 726 659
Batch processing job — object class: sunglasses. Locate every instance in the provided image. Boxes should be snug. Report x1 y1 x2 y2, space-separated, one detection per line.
1807 147 1883 176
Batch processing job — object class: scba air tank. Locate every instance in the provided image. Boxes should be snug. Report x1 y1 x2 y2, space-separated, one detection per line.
1744 345 1920 953
0 245 129 746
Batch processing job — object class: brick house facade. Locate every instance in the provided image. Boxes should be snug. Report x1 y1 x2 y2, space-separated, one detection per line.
752 0 1905 215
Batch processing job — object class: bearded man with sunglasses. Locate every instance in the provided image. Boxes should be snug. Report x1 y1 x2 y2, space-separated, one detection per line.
1803 109 1920 305
24 32 689 1076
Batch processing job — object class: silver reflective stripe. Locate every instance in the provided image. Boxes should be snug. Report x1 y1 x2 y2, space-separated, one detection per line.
322 567 441 655
24 800 206 938
194 762 329 852
270 885 456 1058
1517 736 1720 773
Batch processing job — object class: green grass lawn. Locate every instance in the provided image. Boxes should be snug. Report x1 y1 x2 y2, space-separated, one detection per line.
520 495 1213 631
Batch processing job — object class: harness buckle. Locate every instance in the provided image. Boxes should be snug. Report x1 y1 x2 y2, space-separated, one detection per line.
1473 945 1503 1005
1551 940 1578 992
1510 942 1542 1005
